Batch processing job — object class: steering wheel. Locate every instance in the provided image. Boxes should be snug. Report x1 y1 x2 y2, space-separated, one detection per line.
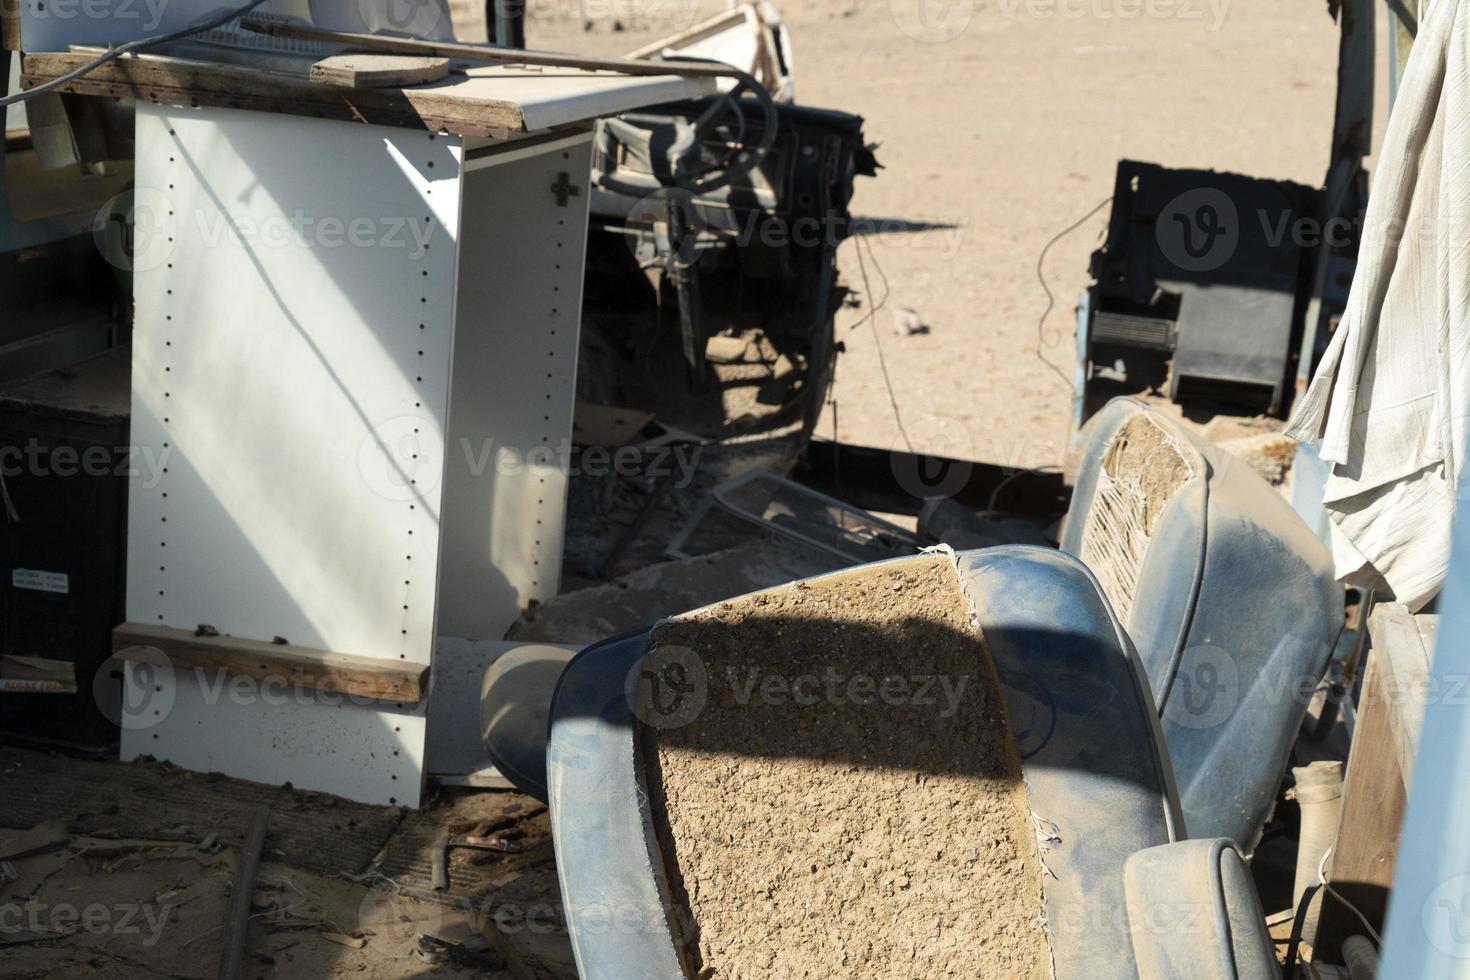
594 60 779 198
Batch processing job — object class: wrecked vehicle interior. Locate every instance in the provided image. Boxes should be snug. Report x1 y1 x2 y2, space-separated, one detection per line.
0 0 1463 978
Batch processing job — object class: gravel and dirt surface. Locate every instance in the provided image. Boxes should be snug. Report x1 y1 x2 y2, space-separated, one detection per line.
517 0 1379 472
643 555 1047 979
0 748 561 980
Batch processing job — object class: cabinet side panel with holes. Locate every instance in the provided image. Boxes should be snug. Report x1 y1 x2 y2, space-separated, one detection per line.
435 134 592 639
120 104 463 807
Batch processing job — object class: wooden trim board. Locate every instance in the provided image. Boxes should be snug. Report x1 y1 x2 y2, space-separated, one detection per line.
114 623 431 703
1369 602 1436 789
21 49 713 138
1316 654 1406 957
310 54 451 89
21 51 524 138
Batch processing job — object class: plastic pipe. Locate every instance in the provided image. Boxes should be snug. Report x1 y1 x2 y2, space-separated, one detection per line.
1293 760 1345 948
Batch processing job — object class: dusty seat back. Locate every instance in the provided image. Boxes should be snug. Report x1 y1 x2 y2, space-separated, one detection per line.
955 547 1182 978
546 547 1181 980
1063 397 1342 846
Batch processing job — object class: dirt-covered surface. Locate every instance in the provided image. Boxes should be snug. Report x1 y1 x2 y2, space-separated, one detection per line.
1102 414 1196 535
496 0 1377 473
642 555 1049 978
511 536 842 644
0 747 570 980
1073 413 1195 622
0 832 506 980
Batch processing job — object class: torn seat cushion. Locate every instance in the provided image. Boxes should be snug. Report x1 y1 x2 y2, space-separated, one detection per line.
1063 397 1342 848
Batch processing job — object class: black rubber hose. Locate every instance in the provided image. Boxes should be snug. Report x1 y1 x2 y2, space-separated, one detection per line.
1 0 270 108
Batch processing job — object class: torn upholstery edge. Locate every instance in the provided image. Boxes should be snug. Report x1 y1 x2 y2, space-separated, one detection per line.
925 542 1059 980
1078 413 1199 625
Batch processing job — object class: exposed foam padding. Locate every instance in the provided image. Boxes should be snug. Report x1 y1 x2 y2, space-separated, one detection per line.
1077 414 1196 625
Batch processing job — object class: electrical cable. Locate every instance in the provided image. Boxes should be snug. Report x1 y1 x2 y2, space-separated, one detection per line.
1034 194 1112 389
847 232 911 453
1283 845 1382 975
845 231 890 331
1283 880 1322 973
1317 847 1383 946
0 0 270 108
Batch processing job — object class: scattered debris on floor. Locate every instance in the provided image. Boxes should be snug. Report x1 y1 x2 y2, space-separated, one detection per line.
0 747 573 980
891 306 927 337
510 537 842 645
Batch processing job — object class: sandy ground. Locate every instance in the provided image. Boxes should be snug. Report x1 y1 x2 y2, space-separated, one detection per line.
0 828 506 980
0 749 567 980
524 0 1389 471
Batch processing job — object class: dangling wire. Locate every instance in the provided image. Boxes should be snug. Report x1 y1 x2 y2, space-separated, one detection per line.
847 233 911 453
1034 194 1112 389
1 0 271 109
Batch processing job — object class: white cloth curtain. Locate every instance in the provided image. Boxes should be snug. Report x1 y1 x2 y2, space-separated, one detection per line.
1286 0 1470 611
